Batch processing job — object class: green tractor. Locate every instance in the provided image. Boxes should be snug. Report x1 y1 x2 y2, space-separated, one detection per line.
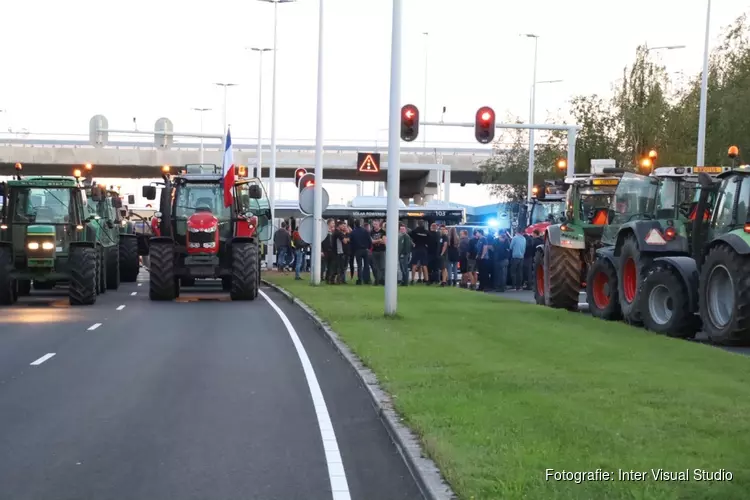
0 166 106 305
631 167 750 344
532 165 622 309
586 166 728 329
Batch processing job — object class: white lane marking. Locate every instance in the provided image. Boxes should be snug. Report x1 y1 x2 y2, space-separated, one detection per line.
88 323 102 331
130 292 137 296
259 290 351 499
116 305 126 310
30 353 56 365
137 283 143 287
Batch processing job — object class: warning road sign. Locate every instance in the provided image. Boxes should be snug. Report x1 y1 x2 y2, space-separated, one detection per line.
357 153 381 173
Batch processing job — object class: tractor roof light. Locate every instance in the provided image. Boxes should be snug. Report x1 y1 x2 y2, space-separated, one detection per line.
729 145 739 158
14 162 22 171
73 169 82 178
648 149 658 159
85 163 93 170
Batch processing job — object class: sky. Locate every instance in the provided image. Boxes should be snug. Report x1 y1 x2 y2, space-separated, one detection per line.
1 0 748 206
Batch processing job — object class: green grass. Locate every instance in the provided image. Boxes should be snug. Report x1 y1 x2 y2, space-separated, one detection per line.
265 273 750 500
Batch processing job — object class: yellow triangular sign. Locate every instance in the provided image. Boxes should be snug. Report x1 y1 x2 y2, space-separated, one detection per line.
359 154 379 172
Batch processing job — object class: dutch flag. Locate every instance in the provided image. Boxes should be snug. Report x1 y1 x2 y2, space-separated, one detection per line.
222 128 235 207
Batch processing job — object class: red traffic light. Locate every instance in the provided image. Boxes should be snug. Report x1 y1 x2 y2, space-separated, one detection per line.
400 104 419 142
475 106 495 144
298 173 315 193
294 168 308 187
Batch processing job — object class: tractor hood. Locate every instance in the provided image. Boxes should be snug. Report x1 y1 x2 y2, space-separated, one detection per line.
187 212 218 231
25 224 58 267
27 224 57 236
525 221 551 235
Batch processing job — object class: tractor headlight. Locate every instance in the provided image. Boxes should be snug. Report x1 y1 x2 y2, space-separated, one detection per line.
42 242 55 250
28 242 39 250
188 242 201 248
203 242 216 248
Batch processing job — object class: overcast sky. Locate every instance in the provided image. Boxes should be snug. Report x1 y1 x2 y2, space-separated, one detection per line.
1 0 746 206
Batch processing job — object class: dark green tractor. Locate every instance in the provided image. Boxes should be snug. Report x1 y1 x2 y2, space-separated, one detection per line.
0 168 104 305
586 166 727 332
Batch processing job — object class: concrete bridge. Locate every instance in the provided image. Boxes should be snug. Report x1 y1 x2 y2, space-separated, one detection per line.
0 135 495 199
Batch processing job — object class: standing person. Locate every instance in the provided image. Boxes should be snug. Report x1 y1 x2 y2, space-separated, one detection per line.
292 226 308 280
523 231 535 290
427 223 441 284
492 231 511 292
477 229 491 291
458 230 471 288
273 221 292 272
370 220 387 285
465 230 480 289
509 228 527 290
398 224 413 286
322 219 336 283
447 227 460 286
334 220 349 284
350 220 372 285
409 221 429 284
438 225 450 286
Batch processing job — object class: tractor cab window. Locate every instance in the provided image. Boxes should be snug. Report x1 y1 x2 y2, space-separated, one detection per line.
531 201 565 224
608 173 658 225
736 176 750 226
174 184 230 220
654 178 680 218
12 187 73 224
578 189 613 224
711 177 739 232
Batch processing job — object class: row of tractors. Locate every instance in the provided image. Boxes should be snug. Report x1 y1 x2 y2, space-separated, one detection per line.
0 163 272 305
532 155 750 345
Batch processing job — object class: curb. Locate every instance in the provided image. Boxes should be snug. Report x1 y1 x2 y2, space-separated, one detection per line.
261 279 457 500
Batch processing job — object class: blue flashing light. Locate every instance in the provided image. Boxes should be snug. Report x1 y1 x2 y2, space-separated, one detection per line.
488 218 499 227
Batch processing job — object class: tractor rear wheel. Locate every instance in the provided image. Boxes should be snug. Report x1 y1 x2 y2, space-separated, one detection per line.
149 241 176 301
106 245 120 290
586 258 622 320
639 264 698 338
533 247 544 305
544 238 580 310
69 246 97 305
617 235 643 325
0 246 17 305
119 236 140 282
17 280 31 296
699 244 750 345
230 241 258 301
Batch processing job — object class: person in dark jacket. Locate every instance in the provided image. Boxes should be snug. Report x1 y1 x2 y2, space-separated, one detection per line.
273 221 292 271
350 220 372 284
370 220 387 285
523 232 535 290
427 223 441 284
322 219 336 283
333 220 350 284
492 232 511 292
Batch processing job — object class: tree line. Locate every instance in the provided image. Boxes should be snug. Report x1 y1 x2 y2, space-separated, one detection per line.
481 12 750 201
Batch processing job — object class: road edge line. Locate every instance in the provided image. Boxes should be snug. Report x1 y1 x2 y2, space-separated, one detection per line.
261 279 457 500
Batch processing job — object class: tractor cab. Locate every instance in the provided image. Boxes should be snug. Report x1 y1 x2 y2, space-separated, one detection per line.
562 173 621 236
521 181 567 235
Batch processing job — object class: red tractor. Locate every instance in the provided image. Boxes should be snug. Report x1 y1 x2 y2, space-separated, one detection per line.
141 164 271 301
517 182 567 235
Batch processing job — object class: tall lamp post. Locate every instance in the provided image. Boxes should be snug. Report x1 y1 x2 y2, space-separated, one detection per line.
697 0 712 167
191 107 211 163
258 0 296 269
214 83 238 133
523 33 539 201
248 47 272 178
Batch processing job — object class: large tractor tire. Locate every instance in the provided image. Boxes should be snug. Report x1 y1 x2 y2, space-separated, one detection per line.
543 238 580 310
586 258 622 320
698 244 750 345
106 245 120 290
532 247 545 305
119 236 140 283
230 241 258 301
17 280 31 297
97 246 106 295
149 241 176 301
0 246 17 305
638 264 698 338
69 246 97 305
617 235 643 325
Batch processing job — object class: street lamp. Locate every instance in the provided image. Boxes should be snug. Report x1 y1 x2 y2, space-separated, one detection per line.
523 33 540 201
258 0 296 270
248 47 272 178
697 0 712 166
214 83 238 134
191 107 211 163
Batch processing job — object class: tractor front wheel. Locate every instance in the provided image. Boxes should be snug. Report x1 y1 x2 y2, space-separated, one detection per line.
617 235 643 325
119 236 140 282
543 238 580 310
586 258 622 320
639 264 697 338
533 247 544 305
230 242 258 301
69 246 97 305
699 244 750 345
149 241 176 301
0 246 17 305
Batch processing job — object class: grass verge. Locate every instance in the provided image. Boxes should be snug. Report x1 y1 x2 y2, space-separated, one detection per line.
264 273 750 500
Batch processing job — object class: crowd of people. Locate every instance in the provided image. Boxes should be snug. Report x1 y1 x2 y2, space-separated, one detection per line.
271 220 544 292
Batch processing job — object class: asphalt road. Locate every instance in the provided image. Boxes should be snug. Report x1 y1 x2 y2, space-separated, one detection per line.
490 288 750 356
0 273 422 500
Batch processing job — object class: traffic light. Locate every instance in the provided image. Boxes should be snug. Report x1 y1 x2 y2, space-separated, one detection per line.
298 173 315 193
475 106 495 144
294 168 308 187
400 104 419 142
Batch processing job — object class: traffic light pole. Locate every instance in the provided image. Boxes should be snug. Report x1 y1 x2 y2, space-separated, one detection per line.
420 121 580 177
311 0 325 286
384 0 402 316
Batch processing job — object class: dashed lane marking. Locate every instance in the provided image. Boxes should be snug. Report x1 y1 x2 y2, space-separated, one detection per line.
137 283 143 287
116 305 126 310
30 353 56 365
88 323 102 331
259 290 351 500
131 292 137 296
